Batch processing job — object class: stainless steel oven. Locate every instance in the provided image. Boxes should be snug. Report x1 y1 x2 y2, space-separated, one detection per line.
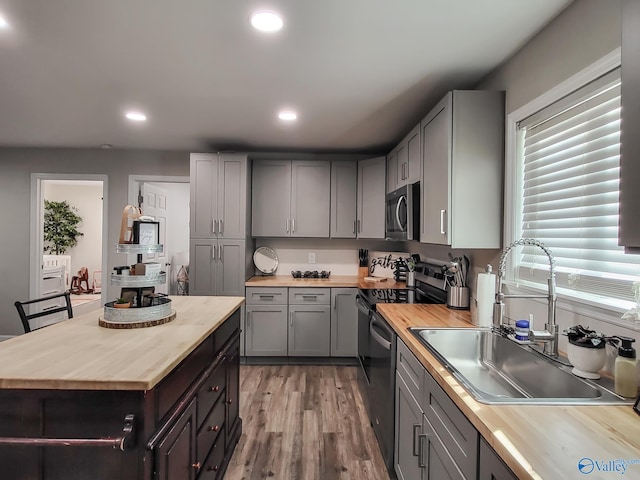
356 259 448 477
385 182 420 241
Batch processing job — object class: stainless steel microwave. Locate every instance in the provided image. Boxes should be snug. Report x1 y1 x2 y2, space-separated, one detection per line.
385 182 420 241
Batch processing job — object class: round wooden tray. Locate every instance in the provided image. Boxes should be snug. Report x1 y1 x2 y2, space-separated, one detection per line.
98 311 176 329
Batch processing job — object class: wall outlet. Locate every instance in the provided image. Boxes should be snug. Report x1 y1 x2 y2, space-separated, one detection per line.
308 252 316 264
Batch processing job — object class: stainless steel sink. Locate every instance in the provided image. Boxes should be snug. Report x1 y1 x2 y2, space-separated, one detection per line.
409 328 631 405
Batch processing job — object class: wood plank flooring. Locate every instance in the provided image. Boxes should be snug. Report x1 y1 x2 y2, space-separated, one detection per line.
225 365 391 480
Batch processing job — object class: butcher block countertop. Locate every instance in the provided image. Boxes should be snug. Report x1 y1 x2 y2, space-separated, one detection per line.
245 275 407 289
378 304 640 480
0 296 244 391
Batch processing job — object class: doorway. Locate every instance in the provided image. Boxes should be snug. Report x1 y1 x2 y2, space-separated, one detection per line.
128 175 190 295
30 174 108 315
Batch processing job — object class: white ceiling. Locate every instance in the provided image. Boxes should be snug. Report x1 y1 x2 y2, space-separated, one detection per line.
0 0 572 153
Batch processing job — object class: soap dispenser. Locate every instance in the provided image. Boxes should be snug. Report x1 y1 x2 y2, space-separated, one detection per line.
614 336 638 398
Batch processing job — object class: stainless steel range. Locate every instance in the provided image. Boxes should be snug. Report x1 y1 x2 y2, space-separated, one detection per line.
356 259 448 475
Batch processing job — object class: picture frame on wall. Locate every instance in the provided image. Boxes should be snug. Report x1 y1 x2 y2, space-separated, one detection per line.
132 221 159 246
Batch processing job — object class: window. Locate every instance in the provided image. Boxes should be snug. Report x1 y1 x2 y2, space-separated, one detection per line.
513 66 640 307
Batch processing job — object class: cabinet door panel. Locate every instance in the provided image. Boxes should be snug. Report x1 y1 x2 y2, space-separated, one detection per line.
288 305 330 356
395 373 424 480
251 161 291 237
406 124 421 184
216 240 245 296
397 143 408 187
217 154 247 238
291 161 331 237
190 154 217 239
357 156 386 239
189 239 216 296
423 414 465 480
245 306 288 356
421 96 451 245
330 288 357 357
330 161 357 238
155 399 197 480
479 438 517 480
387 150 398 193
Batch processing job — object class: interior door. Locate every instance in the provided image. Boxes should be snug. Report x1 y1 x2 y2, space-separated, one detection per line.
141 183 169 294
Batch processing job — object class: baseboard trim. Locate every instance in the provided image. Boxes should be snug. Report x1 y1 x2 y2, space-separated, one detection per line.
241 356 358 366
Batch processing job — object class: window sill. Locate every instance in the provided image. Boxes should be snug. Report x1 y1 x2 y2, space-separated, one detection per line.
501 279 640 332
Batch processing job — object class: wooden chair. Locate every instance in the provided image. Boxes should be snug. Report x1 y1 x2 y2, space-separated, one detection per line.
14 292 74 333
70 267 93 294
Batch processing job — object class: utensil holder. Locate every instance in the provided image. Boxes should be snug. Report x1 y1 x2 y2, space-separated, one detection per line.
358 266 369 278
447 286 470 310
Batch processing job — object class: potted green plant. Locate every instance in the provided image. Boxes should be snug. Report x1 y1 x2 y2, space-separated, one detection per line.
114 297 131 309
43 200 84 255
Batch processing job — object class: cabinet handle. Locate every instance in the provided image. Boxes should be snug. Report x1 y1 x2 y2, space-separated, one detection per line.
207 465 219 472
259 294 274 299
418 433 428 468
353 220 356 234
292 218 296 233
286 218 290 233
302 295 317 299
208 425 220 432
290 312 293 327
212 245 216 261
402 163 406 180
209 385 220 392
192 462 201 471
212 218 216 235
219 245 223 262
440 209 446 235
357 219 361 233
227 399 232 404
219 218 224 235
412 424 421 456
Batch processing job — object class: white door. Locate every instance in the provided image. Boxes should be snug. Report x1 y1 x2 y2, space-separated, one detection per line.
141 183 169 294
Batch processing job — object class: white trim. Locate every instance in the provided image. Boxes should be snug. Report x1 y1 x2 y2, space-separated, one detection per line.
30 173 109 308
503 48 625 319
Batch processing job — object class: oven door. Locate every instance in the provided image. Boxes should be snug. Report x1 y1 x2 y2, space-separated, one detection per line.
356 294 372 384
368 311 396 472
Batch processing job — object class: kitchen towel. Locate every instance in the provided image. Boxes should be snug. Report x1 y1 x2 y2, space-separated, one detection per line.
475 266 496 327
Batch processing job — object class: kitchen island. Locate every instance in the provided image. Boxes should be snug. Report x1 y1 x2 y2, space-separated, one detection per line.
0 295 244 480
379 304 640 480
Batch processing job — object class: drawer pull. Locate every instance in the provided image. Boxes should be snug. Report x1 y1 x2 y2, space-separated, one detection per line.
412 424 421 456
302 295 317 299
208 425 220 432
258 295 274 299
418 433 428 468
227 399 233 404
209 385 220 392
192 462 201 471
207 464 219 472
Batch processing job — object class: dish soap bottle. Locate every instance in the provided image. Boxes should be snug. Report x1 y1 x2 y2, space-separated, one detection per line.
614 336 638 398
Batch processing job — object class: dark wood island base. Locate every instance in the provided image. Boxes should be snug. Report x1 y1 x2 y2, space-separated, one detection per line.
0 300 243 480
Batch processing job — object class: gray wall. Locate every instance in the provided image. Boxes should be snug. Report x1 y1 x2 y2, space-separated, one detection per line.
0 148 189 335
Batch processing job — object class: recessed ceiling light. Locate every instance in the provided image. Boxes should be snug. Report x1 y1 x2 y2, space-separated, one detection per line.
125 112 147 122
250 11 283 32
278 111 297 121
0 16 9 29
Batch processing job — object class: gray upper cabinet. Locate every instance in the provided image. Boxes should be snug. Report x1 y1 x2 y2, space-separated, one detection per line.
252 160 330 238
251 160 292 237
291 161 331 237
387 148 398 193
620 0 640 251
420 91 503 248
330 288 358 357
357 156 386 239
330 161 358 238
189 239 245 296
190 153 247 239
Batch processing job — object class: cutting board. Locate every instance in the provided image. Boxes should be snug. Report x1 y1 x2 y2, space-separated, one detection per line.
363 276 388 282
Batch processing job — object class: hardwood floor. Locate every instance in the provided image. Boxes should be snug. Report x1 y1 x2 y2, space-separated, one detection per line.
225 365 391 480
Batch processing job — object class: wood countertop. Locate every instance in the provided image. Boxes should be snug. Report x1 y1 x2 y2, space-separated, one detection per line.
0 296 244 391
245 275 407 289
377 304 640 480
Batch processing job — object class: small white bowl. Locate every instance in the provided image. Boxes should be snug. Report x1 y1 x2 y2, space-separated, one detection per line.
567 342 606 379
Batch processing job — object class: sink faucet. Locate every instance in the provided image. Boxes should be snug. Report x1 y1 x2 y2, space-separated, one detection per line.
493 239 559 357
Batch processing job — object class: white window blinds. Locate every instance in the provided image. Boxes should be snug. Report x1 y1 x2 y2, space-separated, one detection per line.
516 67 640 304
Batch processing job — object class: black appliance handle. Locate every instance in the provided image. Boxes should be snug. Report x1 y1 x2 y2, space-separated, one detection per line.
369 315 392 350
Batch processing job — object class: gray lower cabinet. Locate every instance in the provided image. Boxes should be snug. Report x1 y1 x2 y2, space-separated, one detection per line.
245 305 288 356
395 338 478 480
189 239 245 296
288 305 331 356
478 438 517 480
330 288 358 357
